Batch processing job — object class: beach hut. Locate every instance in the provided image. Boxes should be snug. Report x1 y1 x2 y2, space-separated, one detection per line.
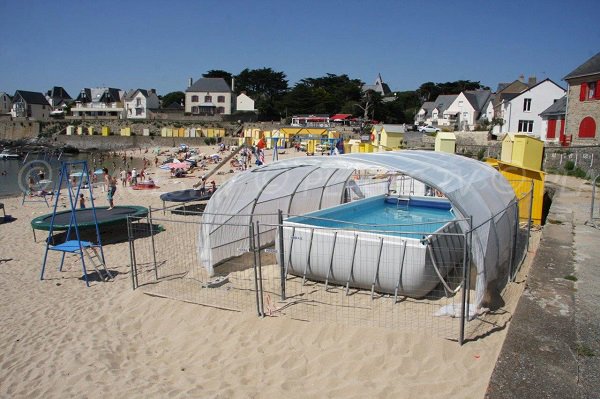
87 127 94 136
500 133 515 163
434 132 456 153
66 126 75 136
101 126 110 136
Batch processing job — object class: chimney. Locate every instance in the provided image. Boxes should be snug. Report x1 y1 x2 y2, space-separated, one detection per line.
519 74 525 83
231 77 235 92
188 77 193 88
528 76 537 86
150 88 156 94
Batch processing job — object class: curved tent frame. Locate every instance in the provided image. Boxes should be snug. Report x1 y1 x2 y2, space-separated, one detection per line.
200 150 517 307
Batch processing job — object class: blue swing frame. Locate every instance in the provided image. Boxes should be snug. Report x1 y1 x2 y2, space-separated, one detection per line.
40 160 106 287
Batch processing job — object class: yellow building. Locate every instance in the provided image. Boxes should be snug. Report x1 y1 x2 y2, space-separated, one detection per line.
370 124 406 149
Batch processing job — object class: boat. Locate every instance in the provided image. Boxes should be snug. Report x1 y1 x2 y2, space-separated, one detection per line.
0 149 20 159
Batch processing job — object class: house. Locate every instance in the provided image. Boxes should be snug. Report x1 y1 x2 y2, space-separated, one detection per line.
10 90 51 119
493 79 566 137
539 96 567 143
236 92 256 112
185 77 233 115
123 89 160 119
414 101 435 126
71 87 125 118
0 92 12 115
443 90 492 131
430 94 458 127
563 51 600 143
362 73 392 96
371 124 406 148
45 86 72 109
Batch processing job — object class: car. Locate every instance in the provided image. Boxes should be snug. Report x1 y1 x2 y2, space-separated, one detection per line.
418 125 440 133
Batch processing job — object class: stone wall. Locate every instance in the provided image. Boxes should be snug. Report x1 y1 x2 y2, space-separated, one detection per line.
543 145 600 178
0 119 40 140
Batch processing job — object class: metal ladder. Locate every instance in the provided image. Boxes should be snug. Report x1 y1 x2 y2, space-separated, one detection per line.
83 246 113 282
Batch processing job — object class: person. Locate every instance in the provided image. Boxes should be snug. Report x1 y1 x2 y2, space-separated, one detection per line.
37 169 45 181
107 175 117 210
79 194 86 209
199 177 206 196
131 168 138 186
28 175 35 195
210 180 217 193
102 167 110 192
119 168 127 187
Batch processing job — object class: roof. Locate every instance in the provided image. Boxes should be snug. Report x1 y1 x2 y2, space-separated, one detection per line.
432 94 458 113
124 89 154 101
501 78 565 104
463 90 492 112
186 78 231 93
539 96 567 117
331 114 352 121
76 87 122 103
564 52 600 80
200 150 517 309
420 101 435 113
381 124 406 133
14 90 50 106
46 86 72 100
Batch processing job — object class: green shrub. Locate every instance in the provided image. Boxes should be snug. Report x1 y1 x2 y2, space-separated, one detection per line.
564 160 575 171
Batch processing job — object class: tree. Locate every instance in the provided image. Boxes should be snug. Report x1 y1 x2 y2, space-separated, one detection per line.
161 91 185 108
234 68 288 120
203 70 233 86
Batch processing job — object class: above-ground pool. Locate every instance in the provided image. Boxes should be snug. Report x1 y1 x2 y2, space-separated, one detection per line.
280 195 465 298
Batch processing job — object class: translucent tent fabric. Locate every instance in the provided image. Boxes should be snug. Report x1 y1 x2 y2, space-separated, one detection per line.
199 150 517 308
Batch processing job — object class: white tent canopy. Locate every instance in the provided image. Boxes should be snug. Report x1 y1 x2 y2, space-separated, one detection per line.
200 150 518 307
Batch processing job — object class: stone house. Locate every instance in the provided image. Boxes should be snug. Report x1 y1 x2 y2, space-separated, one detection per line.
10 90 51 119
563 51 600 144
185 77 233 116
0 92 12 115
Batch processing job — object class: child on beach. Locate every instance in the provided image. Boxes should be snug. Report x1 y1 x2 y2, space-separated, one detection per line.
79 194 86 209
107 175 117 210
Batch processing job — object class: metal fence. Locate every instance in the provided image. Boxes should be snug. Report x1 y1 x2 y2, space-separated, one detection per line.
128 187 533 345
585 175 599 229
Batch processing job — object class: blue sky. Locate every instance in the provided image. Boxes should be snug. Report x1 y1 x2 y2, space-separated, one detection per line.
1 0 599 98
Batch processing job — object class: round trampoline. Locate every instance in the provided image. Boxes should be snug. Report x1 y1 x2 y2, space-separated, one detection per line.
31 205 148 231
159 189 213 203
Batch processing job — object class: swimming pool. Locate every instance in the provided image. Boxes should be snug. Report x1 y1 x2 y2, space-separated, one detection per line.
280 195 464 298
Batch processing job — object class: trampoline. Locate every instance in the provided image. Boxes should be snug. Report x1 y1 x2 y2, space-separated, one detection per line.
160 189 214 213
31 205 148 232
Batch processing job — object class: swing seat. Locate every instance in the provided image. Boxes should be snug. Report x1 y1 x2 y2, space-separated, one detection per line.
48 240 95 253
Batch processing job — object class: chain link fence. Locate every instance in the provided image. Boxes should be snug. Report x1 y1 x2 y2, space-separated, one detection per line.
128 186 533 345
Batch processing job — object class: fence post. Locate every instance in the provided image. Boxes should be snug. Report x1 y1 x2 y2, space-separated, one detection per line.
509 200 519 282
249 223 263 317
255 221 265 317
127 216 137 290
148 206 159 280
526 180 534 253
277 209 286 300
459 216 472 346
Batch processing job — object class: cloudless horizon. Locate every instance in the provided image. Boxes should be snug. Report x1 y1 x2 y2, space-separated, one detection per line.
1 0 599 99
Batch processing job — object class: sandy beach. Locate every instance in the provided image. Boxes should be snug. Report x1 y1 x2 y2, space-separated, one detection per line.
0 145 537 398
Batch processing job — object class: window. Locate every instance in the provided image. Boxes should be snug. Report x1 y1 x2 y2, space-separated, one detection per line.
587 82 596 100
205 95 212 103
191 95 199 102
136 108 143 116
518 120 534 133
136 98 141 106
523 98 531 112
217 96 225 103
580 81 600 101
579 117 596 138
216 106 225 114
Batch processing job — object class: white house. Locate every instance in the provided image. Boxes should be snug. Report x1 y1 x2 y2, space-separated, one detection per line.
124 89 160 119
0 92 12 114
10 90 51 119
443 90 492 131
431 95 458 127
72 87 125 118
236 92 256 112
494 79 566 137
414 101 434 126
185 77 233 115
